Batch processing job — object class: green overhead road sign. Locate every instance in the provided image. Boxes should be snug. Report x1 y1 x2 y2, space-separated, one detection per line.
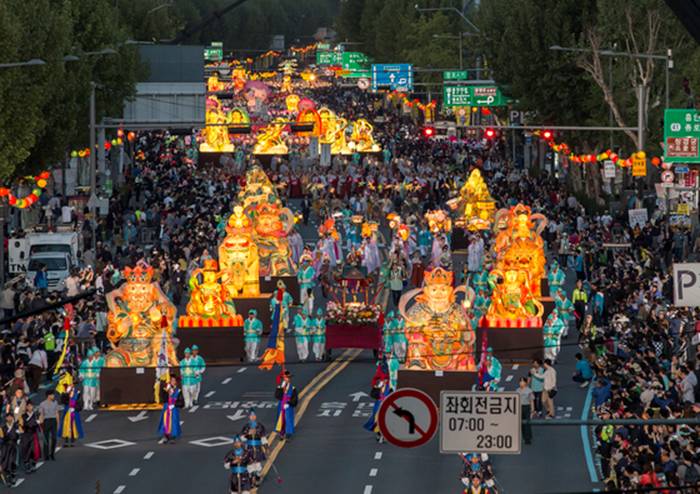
342 70 371 79
664 109 700 163
443 85 508 107
444 86 471 106
341 51 369 71
204 42 224 62
316 43 331 51
443 70 468 81
316 51 340 65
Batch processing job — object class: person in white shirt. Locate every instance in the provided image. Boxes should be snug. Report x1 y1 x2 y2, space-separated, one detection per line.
27 346 48 393
542 359 557 419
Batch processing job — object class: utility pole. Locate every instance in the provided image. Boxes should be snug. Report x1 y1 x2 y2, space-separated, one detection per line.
89 81 97 253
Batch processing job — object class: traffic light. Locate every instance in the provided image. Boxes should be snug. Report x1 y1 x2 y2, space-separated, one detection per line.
484 128 496 139
422 126 436 138
542 129 553 140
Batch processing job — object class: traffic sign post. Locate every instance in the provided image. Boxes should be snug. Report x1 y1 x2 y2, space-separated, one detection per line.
439 391 521 454
377 388 438 448
316 51 340 66
664 109 700 163
371 64 413 92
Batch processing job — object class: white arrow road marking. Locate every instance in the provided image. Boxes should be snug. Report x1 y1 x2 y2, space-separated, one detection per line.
226 409 248 422
349 391 369 402
128 411 148 423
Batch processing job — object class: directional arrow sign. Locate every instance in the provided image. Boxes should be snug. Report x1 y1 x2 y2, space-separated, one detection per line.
128 411 149 423
226 410 248 422
349 391 369 402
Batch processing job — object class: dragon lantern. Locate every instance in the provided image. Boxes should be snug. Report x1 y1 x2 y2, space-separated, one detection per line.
493 203 547 297
105 264 178 368
218 206 261 297
398 268 476 371
447 169 496 231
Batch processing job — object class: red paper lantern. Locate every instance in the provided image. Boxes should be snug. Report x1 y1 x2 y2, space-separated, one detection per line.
8 196 16 206
651 156 661 166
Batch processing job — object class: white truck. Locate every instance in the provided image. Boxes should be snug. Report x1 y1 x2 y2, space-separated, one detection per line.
8 230 82 275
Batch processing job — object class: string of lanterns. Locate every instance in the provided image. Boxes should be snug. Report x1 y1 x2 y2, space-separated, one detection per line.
532 130 662 168
0 171 51 209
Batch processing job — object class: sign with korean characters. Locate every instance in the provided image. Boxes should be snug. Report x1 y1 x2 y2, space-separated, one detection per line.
443 70 468 81
632 155 647 177
341 51 369 71
440 391 521 454
603 160 616 179
371 64 413 91
204 42 224 62
443 85 508 107
444 85 471 107
664 109 700 163
316 51 340 66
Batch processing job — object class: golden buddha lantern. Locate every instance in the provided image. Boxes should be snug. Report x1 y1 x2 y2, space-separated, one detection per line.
447 169 496 230
218 205 260 297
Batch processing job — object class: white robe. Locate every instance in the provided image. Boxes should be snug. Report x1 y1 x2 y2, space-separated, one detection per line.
467 238 484 272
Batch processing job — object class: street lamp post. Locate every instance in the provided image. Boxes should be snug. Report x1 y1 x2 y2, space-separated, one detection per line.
0 58 46 69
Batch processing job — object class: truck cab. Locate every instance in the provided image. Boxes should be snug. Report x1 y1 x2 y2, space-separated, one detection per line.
26 252 73 292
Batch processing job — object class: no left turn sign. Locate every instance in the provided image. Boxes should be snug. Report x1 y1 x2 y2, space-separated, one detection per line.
377 388 438 448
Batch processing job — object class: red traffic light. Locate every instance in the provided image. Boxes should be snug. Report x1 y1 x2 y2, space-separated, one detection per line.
542 130 553 140
484 128 496 139
422 126 436 138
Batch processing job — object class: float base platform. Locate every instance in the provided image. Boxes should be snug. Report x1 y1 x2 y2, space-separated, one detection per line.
325 323 382 355
177 326 244 363
100 367 179 406
397 369 478 405
477 325 544 363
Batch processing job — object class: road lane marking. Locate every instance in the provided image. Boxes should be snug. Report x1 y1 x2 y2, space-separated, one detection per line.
374 452 382 460
129 468 140 476
222 377 232 384
144 451 154 460
260 349 359 480
36 461 44 469
512 364 519 370
237 367 247 373
14 479 24 487
369 468 378 477
505 375 513 382
189 405 199 413
114 486 126 494
205 391 215 398
363 486 373 494
86 413 97 423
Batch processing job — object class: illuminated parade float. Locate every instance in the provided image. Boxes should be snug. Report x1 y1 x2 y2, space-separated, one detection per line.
395 268 478 403
476 203 549 362
448 168 496 249
100 264 179 405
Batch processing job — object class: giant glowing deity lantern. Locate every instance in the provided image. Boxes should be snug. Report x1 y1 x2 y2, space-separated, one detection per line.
398 268 476 371
493 203 547 297
348 119 380 153
186 259 238 319
201 95 234 152
318 107 350 154
253 118 289 155
447 169 496 231
250 202 296 276
105 264 178 368
218 205 260 297
237 166 279 210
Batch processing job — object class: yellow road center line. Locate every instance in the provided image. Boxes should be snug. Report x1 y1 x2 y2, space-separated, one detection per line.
259 348 361 483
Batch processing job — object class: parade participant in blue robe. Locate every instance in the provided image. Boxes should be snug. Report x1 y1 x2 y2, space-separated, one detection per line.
158 376 184 444
480 347 502 391
311 308 326 361
244 310 263 362
224 435 252 494
58 383 84 447
274 370 298 439
364 358 392 443
543 309 566 363
470 267 491 296
382 311 395 355
240 409 267 488
547 260 566 296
